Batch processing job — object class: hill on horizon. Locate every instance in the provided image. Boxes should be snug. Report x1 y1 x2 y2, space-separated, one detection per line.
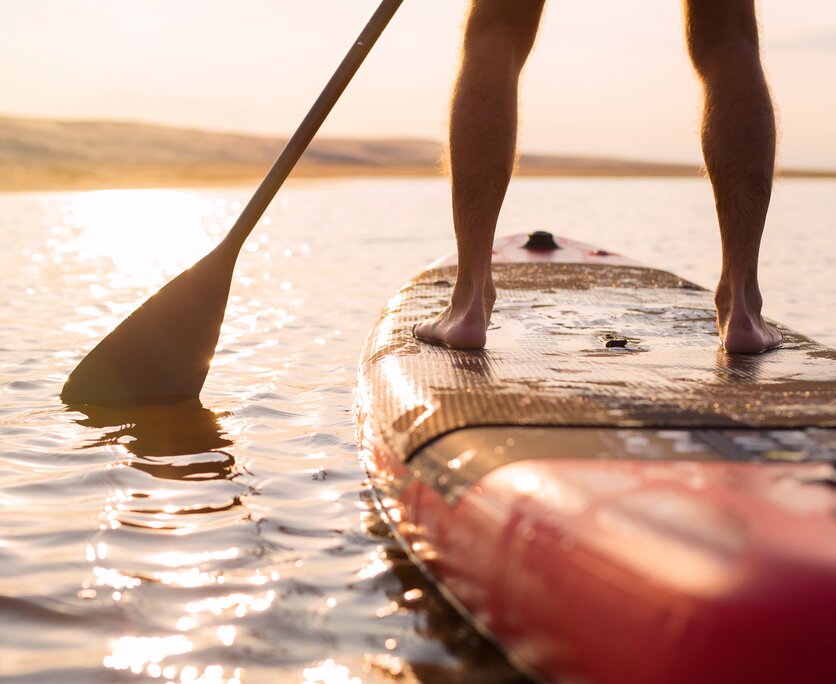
1 115 831 191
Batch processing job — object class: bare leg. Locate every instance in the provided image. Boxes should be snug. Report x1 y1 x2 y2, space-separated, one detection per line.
413 0 545 349
685 0 782 353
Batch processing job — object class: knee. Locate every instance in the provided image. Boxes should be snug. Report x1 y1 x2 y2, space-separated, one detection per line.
464 0 546 68
685 0 761 78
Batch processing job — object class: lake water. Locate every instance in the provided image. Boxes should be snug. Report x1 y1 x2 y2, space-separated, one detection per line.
1 177 834 683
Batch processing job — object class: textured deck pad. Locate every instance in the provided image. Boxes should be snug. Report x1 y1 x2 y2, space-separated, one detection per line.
357 262 836 462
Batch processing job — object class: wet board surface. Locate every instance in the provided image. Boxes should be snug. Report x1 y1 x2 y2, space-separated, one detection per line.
359 235 835 463
355 233 836 684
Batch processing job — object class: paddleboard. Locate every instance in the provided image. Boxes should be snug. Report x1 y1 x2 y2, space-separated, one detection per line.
355 231 836 684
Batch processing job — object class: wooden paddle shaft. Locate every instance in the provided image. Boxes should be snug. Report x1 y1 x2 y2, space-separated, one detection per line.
225 0 403 250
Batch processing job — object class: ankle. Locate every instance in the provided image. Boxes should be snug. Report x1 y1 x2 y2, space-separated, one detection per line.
716 272 763 310
451 270 493 309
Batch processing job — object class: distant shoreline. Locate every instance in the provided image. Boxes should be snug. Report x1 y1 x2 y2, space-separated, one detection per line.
2 115 834 192
2 164 834 193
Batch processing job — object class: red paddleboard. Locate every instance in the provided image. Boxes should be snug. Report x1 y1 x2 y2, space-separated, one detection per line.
355 231 836 684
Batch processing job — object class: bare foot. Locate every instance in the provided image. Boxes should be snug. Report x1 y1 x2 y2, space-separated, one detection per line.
715 281 783 354
413 276 495 350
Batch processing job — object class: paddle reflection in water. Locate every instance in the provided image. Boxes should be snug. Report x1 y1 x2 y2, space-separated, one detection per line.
71 398 237 480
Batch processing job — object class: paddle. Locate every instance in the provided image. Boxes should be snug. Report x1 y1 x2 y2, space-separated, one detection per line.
61 0 403 406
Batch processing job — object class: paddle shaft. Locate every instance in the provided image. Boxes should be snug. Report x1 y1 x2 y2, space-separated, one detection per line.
225 0 403 251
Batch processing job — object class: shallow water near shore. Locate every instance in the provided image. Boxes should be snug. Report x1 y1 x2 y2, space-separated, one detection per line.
1 177 834 683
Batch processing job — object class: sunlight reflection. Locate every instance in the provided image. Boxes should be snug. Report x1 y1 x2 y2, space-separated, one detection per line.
176 616 197 631
66 189 217 289
380 356 425 425
151 547 239 568
357 549 388 580
217 625 236 646
375 600 400 619
157 567 217 588
92 565 141 590
403 588 423 602
248 572 269 585
104 634 193 673
514 473 542 494
185 590 276 617
302 659 362 684
367 653 405 678
320 489 341 502
104 634 241 682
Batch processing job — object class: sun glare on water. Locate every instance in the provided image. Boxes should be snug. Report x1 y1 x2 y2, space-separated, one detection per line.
66 189 227 290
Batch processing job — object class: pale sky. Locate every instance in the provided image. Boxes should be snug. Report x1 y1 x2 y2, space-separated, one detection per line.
1 0 834 167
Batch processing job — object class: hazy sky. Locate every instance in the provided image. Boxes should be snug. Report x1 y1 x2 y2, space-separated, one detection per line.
2 0 834 167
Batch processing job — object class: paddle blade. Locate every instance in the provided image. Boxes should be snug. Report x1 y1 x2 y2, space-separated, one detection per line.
62 243 237 406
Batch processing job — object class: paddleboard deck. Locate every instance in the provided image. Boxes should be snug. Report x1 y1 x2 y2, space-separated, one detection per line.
355 232 836 684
